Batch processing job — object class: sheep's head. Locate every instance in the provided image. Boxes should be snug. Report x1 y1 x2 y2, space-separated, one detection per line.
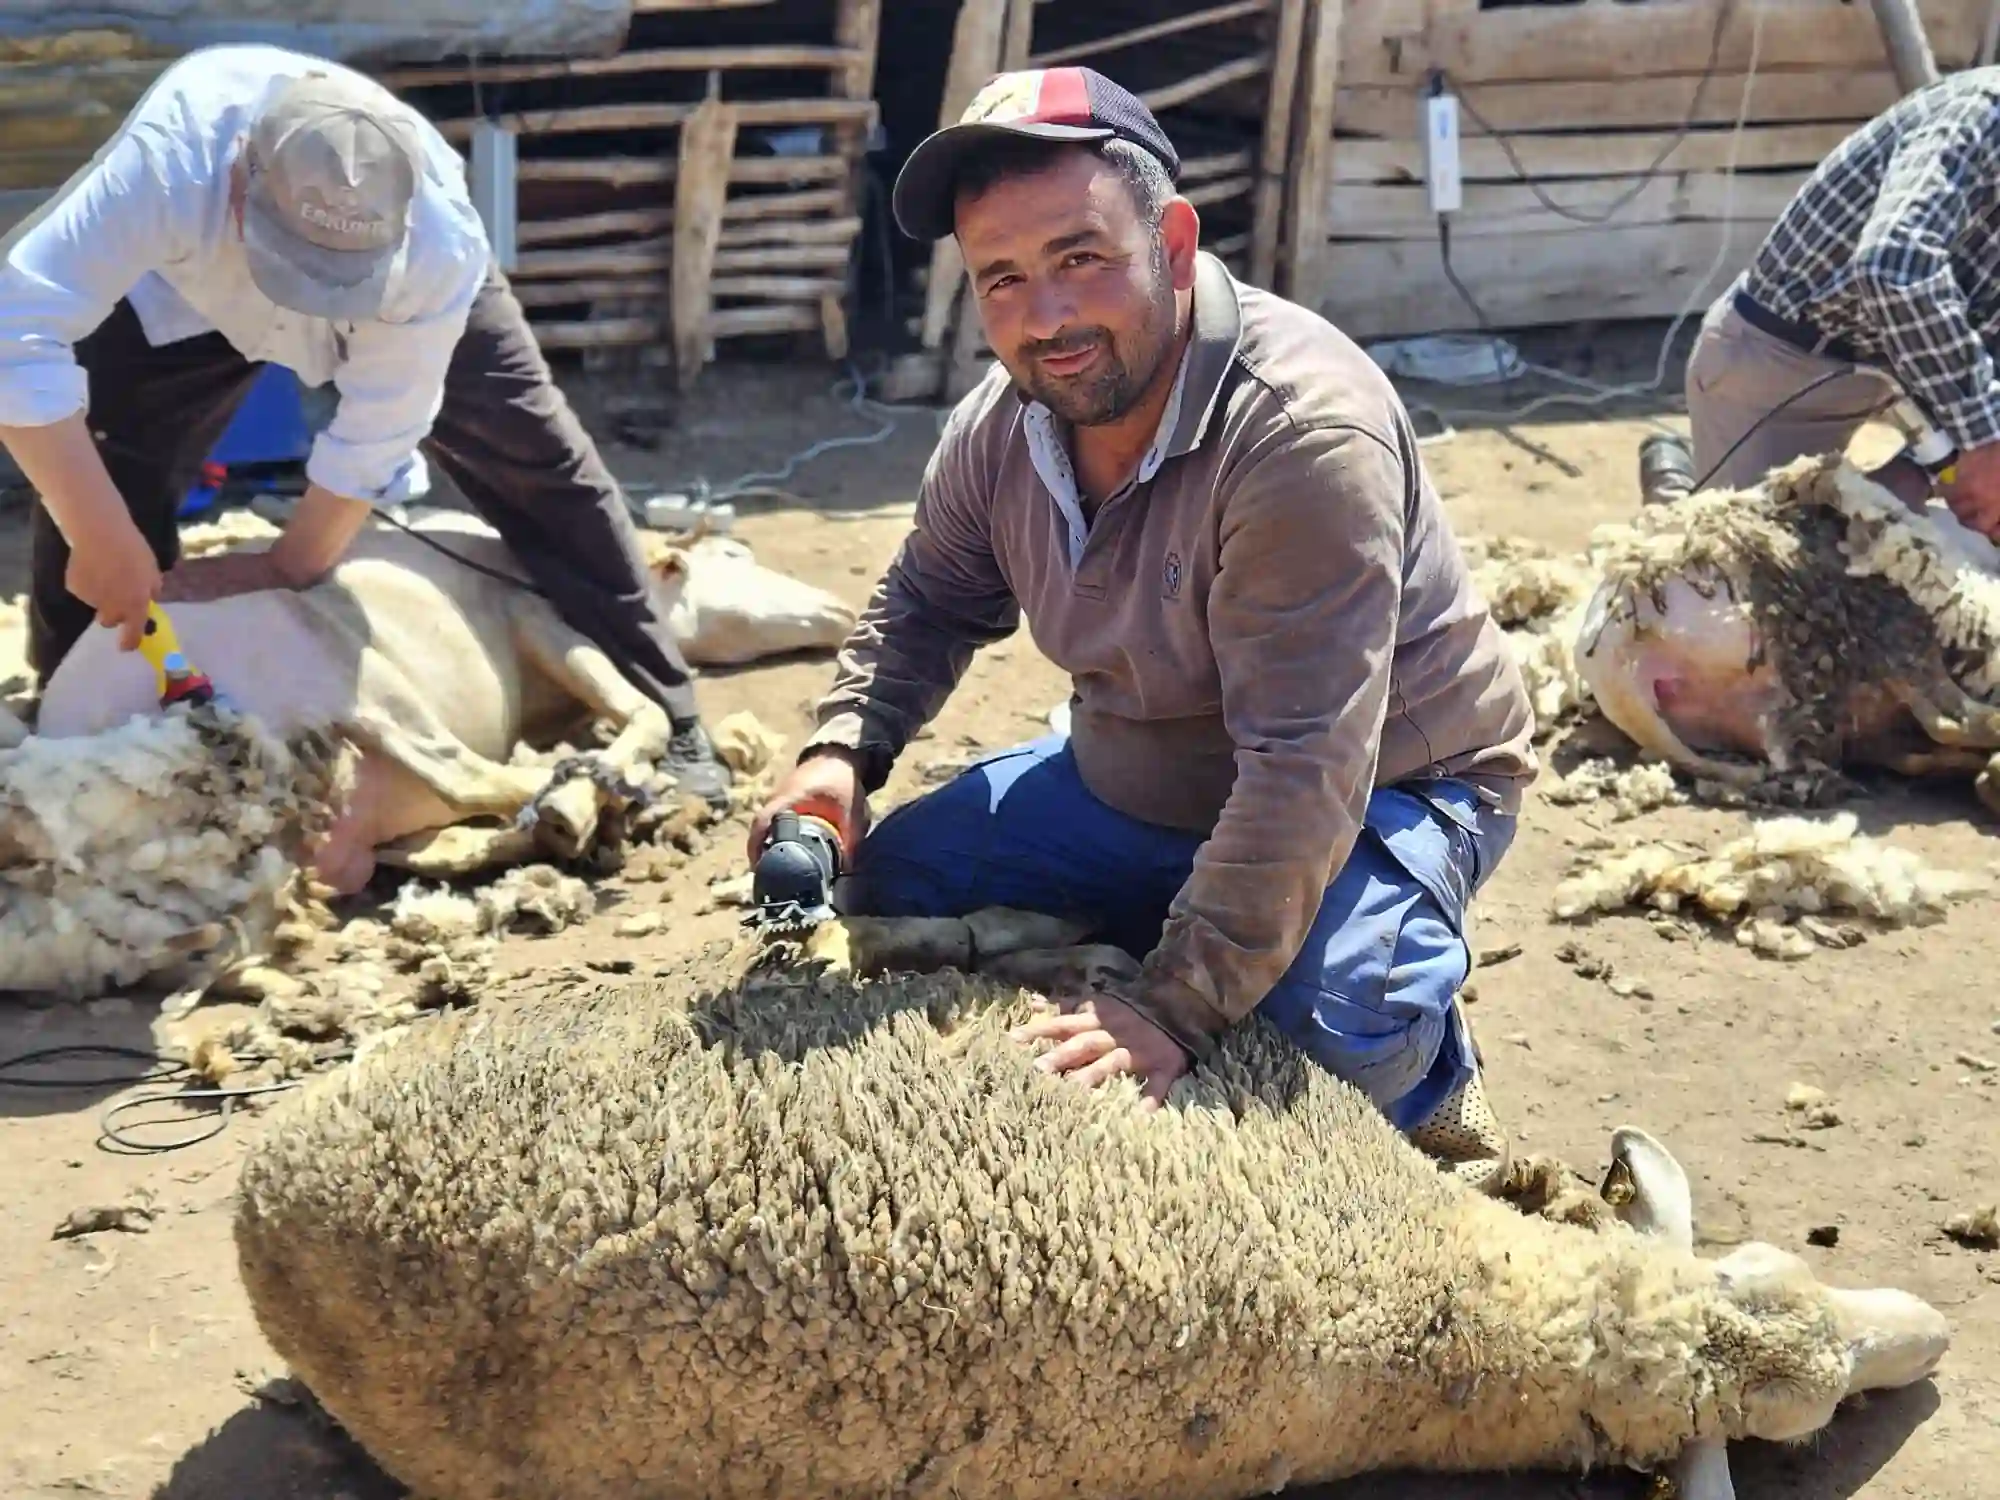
1605 1128 1948 1497
635 528 859 667
1575 453 2000 791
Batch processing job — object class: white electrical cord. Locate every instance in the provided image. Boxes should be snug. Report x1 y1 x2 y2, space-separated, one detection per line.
1397 2 1767 444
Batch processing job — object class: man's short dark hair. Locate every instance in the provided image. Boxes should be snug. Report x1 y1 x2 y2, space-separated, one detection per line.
950 134 1175 230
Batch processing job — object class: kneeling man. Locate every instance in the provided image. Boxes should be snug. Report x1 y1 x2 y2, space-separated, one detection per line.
751 68 1537 1181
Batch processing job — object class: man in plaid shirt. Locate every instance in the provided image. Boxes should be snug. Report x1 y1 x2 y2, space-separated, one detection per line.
1679 68 2000 537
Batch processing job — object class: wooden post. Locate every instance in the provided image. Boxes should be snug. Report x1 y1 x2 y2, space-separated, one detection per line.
913 0 1013 400
1869 0 1941 93
829 0 883 360
1250 0 1307 290
1281 0 1345 305
941 0 1037 400
670 91 739 392
1980 0 2000 67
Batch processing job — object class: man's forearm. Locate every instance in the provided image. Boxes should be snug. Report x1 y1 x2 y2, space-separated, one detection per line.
270 485 375 587
803 549 1018 789
0 411 133 547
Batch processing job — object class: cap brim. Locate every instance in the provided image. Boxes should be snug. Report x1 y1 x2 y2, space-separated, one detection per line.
240 191 397 320
892 120 1114 242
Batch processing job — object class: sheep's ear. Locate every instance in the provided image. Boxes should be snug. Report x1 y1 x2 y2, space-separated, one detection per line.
1599 1126 1694 1251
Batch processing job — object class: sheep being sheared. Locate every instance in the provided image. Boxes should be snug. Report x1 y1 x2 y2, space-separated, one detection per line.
0 704 343 998
233 922 1949 1500
1574 451 2000 807
30 509 849 913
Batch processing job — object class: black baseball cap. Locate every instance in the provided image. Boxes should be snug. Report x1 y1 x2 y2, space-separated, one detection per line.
892 66 1182 242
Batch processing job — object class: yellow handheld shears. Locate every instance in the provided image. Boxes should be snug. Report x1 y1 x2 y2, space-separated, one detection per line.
136 601 220 709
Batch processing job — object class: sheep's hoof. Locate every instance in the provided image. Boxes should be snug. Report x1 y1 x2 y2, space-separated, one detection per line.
1976 758 2000 820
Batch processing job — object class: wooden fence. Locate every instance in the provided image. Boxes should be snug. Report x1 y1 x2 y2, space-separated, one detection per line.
1285 0 1992 341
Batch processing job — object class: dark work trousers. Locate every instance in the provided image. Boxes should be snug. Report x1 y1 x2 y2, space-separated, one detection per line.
27 267 703 727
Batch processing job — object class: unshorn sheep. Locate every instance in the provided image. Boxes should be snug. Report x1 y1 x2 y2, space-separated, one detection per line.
233 926 1949 1500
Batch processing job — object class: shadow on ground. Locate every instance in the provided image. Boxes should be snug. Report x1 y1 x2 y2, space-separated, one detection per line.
153 1390 405 1500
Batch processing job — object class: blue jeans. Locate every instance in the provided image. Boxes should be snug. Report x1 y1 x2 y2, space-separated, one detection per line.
842 734 1518 1132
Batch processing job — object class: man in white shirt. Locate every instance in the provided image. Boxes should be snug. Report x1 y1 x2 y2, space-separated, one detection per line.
0 43 731 805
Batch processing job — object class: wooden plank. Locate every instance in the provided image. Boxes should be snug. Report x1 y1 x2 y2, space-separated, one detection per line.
513 155 847 187
670 96 739 390
531 316 661 349
433 96 875 142
515 240 671 278
1184 172 1254 210
375 44 860 89
709 302 823 338
710 273 848 301
726 186 847 220
1250 0 1309 289
1327 169 1812 239
1306 218 1776 342
1028 0 1272 68
1140 52 1269 115
513 277 663 307
631 0 778 9
1334 123 1856 185
712 242 854 272
519 207 673 245
1181 148 1255 183
1283 0 1346 301
716 214 862 248
1334 70 1904 138
1335 0 1985 87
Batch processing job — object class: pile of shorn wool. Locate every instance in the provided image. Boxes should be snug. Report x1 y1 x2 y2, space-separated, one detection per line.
235 940 1873 1500
1 703 344 997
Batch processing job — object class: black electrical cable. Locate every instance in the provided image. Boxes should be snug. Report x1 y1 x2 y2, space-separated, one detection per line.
0 1038 349 1155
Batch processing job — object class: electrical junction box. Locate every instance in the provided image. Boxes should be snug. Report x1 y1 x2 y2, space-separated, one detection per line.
1423 89 1463 216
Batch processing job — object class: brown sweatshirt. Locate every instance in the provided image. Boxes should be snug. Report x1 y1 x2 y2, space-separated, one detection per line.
804 251 1538 1056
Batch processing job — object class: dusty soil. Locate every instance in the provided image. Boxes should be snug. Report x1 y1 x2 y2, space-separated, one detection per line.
1 334 1996 1500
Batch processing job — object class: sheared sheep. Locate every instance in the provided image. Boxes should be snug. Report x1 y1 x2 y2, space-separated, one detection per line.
33 507 852 889
0 703 343 998
233 918 1949 1500
1574 452 2000 807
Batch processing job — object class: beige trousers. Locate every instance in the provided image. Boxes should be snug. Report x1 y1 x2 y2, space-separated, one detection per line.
1684 291 1903 490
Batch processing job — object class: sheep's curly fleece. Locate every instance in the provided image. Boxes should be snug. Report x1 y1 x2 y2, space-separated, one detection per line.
1 705 344 997
234 959 1851 1500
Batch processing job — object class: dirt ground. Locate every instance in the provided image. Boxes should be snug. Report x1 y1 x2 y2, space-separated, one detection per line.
1 329 1996 1500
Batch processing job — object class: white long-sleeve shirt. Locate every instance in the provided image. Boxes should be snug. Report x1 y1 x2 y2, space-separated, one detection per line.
0 42 491 506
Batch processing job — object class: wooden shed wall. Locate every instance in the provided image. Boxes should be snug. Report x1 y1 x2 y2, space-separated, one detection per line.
382 0 880 384
1288 0 1991 342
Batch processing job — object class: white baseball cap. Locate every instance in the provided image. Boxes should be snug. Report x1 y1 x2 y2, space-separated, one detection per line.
239 70 423 320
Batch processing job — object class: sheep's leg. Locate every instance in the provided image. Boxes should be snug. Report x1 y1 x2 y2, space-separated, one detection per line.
509 608 674 856
308 731 555 895
1977 754 2000 820
375 823 540 878
1895 676 2000 749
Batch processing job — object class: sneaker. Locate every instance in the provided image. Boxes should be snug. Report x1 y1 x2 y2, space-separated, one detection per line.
665 720 732 810
1408 1066 1511 1195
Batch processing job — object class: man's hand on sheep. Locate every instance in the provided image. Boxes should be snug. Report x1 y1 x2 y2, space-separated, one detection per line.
1942 442 2000 539
1010 991 1191 1108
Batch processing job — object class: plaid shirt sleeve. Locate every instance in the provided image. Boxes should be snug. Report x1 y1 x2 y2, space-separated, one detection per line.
1849 91 2000 452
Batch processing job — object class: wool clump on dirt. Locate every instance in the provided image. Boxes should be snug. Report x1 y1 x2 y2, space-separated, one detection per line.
1545 758 1687 820
231 933 1899 1500
1551 811 1987 958
0 706 345 998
